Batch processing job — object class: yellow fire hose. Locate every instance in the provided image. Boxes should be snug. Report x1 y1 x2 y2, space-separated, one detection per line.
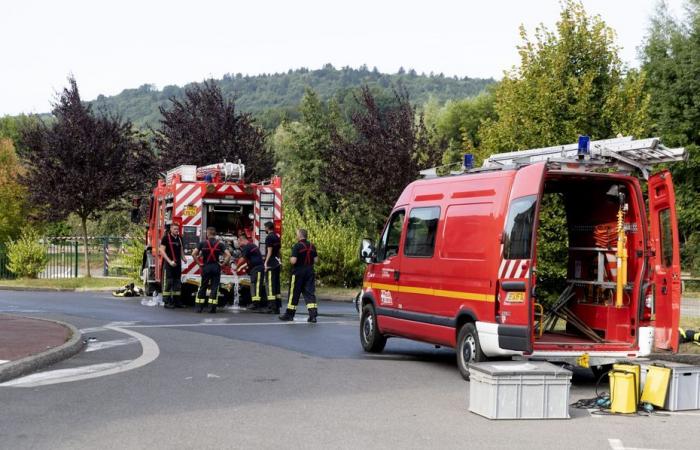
616 206 628 308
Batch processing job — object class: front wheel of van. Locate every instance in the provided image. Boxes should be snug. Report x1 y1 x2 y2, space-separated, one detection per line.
360 304 387 353
457 323 485 381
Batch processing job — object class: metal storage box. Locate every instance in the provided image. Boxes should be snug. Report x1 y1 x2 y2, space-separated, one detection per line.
640 361 700 411
469 361 572 420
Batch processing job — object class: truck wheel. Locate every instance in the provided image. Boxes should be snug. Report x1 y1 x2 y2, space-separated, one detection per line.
360 304 387 353
457 323 485 381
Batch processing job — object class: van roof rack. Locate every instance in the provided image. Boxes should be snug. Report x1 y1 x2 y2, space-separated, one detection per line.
481 136 687 179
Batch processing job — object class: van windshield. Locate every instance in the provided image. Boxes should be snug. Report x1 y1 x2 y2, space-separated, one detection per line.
503 195 537 259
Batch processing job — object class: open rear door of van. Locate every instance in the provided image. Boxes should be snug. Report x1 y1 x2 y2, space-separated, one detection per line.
497 162 546 353
648 170 681 351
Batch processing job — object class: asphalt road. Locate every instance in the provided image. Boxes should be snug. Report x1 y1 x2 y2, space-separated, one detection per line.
0 291 698 450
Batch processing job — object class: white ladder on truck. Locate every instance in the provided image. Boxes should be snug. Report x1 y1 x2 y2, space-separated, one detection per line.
481 136 687 179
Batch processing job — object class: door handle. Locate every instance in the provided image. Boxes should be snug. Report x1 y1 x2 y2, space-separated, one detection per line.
394 270 400 281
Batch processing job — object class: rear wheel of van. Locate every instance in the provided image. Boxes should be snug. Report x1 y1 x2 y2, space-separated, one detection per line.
360 304 387 353
457 323 485 381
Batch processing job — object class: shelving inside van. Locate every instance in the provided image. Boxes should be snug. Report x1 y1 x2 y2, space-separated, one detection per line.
532 173 645 350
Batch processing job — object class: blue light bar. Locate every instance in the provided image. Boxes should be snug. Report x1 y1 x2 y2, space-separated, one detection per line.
578 135 590 155
463 153 474 170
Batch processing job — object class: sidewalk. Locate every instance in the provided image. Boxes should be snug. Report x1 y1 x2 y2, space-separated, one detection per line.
0 314 84 382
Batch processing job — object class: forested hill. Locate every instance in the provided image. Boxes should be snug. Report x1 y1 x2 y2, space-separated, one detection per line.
91 65 494 129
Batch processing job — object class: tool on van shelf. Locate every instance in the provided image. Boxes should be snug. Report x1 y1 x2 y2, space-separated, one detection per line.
615 195 628 308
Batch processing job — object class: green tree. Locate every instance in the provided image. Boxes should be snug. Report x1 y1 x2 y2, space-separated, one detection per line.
0 139 27 247
424 92 496 166
17 77 156 277
642 0 700 254
479 0 650 295
480 0 649 153
272 89 343 215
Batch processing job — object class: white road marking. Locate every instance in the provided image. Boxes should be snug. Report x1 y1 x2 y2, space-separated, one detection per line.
0 360 8 364
207 373 220 379
0 326 159 388
80 322 137 334
85 338 138 352
0 309 44 313
202 318 229 323
608 438 662 450
0 361 132 386
124 320 351 328
80 327 106 333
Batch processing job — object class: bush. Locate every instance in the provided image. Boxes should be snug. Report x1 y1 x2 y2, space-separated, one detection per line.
122 238 145 282
281 209 365 287
683 232 700 277
6 228 48 278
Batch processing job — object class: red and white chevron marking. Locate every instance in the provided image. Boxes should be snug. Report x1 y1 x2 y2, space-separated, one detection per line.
498 259 530 279
605 252 617 281
253 201 260 246
182 259 200 277
216 184 243 194
274 187 282 220
174 183 203 227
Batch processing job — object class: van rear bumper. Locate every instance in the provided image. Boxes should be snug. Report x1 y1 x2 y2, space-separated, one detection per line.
476 322 524 357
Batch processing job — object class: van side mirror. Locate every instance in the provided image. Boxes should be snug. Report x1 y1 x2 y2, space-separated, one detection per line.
360 238 375 264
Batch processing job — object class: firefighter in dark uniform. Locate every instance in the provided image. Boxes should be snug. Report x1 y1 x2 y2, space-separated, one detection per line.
279 228 318 323
263 221 282 314
239 234 267 311
191 227 231 313
159 222 186 309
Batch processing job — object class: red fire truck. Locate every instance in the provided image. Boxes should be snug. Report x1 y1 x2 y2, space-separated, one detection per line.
140 162 282 302
357 137 686 379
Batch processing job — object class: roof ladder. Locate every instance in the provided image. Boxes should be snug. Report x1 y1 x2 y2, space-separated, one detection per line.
481 136 687 179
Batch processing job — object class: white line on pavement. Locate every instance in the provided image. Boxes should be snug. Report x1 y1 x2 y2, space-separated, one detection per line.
0 326 159 388
0 360 8 365
80 327 106 333
608 438 662 450
124 320 352 328
85 338 138 352
0 361 132 387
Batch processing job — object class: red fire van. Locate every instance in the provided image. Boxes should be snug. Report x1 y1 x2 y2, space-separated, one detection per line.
356 137 686 379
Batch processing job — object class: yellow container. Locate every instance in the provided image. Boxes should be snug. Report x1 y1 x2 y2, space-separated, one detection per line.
641 365 671 408
613 363 640 398
609 367 639 414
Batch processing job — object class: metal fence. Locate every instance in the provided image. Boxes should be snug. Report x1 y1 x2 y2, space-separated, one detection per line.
0 237 129 279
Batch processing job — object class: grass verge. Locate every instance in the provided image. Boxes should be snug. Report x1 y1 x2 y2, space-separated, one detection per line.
0 277 131 290
316 286 360 300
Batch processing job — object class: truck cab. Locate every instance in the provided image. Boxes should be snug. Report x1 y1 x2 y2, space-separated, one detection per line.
357 137 685 379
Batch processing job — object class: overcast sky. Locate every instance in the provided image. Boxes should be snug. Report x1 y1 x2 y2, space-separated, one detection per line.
0 0 685 116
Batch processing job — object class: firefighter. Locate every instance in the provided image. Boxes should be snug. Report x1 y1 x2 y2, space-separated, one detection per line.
239 234 267 311
159 222 186 308
263 221 282 315
279 228 318 323
191 227 231 313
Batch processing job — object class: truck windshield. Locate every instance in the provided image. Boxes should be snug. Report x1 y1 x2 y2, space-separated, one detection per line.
503 195 537 260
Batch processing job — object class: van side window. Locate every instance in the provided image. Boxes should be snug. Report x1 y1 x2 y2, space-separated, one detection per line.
376 210 405 262
405 207 440 257
503 195 537 260
659 208 673 267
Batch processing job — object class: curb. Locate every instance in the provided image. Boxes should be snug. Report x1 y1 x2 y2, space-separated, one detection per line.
0 317 85 383
0 286 124 293
0 286 76 292
0 285 357 301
